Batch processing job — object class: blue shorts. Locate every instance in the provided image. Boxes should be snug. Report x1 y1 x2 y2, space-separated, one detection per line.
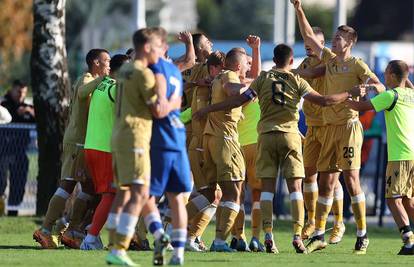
150 148 192 197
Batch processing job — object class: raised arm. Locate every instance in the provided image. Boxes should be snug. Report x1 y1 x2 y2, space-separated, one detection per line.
291 0 323 57
246 35 261 79
366 76 386 94
174 31 196 72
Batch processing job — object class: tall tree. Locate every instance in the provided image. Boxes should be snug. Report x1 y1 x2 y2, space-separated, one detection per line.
31 0 70 215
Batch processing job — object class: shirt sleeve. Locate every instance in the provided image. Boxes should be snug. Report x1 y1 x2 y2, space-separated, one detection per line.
320 47 336 64
140 68 157 105
297 77 314 97
355 59 378 84
0 105 11 124
249 72 264 95
370 90 395 112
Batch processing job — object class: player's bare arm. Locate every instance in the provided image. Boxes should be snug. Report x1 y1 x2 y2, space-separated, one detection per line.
292 65 326 79
174 31 196 71
365 76 386 93
345 99 374 112
291 0 323 57
192 87 255 120
222 81 248 96
304 85 365 107
78 77 104 99
246 35 261 79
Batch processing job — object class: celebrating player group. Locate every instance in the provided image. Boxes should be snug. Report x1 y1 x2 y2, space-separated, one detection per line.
32 0 414 265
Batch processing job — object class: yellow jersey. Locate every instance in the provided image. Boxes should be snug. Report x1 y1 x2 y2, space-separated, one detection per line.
190 85 211 137
250 68 313 134
320 47 378 125
204 70 242 138
182 63 209 109
297 56 325 126
111 60 157 152
63 72 95 145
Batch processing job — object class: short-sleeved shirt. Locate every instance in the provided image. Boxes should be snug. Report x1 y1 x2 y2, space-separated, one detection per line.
371 87 414 161
250 68 313 134
111 60 157 152
84 76 116 152
204 70 243 138
182 63 209 109
237 101 260 146
149 58 186 151
190 85 211 137
63 72 95 145
320 47 378 125
297 56 325 126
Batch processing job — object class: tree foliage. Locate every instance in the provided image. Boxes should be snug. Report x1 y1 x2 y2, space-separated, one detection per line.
0 0 33 89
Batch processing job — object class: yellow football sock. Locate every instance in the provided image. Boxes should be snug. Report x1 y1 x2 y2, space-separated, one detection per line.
303 182 318 224
260 192 274 234
68 192 90 231
42 188 70 231
314 196 333 234
216 202 239 241
189 205 216 240
290 192 305 236
186 195 210 221
136 216 147 240
333 185 344 225
108 228 116 248
234 205 246 240
114 213 138 250
251 202 261 239
351 193 367 237
114 232 132 250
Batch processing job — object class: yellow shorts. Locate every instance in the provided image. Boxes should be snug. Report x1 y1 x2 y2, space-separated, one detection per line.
242 143 261 190
317 120 363 172
202 135 245 184
188 135 209 190
256 132 305 179
61 143 88 182
385 160 414 198
303 126 323 168
112 149 150 188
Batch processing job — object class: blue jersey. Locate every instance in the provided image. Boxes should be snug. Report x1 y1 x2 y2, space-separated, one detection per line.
149 58 186 151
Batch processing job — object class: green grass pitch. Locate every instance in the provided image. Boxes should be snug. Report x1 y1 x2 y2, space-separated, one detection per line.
0 217 412 266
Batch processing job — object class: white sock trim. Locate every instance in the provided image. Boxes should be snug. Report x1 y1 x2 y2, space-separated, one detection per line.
77 191 92 201
106 213 119 230
317 196 333 206
144 212 162 229
192 195 210 211
55 188 70 199
252 201 261 210
201 205 217 218
260 192 274 201
351 193 366 204
171 228 187 243
334 185 344 200
117 213 138 237
303 182 318 192
222 201 240 213
289 192 304 201
357 229 367 237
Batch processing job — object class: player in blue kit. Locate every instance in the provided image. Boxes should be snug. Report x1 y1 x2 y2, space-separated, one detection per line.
140 27 192 266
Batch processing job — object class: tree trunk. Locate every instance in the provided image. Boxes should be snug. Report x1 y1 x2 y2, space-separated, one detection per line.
31 0 70 216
